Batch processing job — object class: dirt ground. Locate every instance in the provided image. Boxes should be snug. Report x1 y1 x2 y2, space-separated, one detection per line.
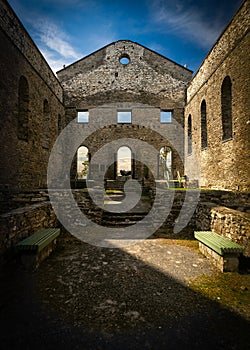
0 232 249 350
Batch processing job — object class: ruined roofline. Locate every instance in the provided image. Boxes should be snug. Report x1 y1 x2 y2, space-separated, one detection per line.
56 39 193 74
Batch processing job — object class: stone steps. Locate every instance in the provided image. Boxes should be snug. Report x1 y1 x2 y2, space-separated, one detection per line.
101 211 149 227
105 179 144 191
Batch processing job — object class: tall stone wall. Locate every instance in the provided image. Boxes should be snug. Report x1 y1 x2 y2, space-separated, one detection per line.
57 41 192 183
57 40 192 111
66 104 185 182
0 0 65 195
185 0 250 192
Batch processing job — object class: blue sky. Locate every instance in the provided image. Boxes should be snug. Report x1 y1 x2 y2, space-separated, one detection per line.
8 0 242 74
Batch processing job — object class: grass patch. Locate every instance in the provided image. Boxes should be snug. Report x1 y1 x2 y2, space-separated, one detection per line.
189 272 250 320
160 238 250 320
105 190 124 194
160 238 199 251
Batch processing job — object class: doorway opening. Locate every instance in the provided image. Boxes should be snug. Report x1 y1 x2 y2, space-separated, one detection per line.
117 146 132 176
158 146 172 180
77 146 89 179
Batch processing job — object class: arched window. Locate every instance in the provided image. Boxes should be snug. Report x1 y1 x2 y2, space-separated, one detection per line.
187 114 192 155
77 146 89 179
221 76 232 141
43 99 50 148
18 76 29 141
117 146 132 176
201 100 207 149
58 113 62 134
159 146 172 179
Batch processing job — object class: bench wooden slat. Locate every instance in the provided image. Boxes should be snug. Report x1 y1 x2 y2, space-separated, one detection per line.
16 228 60 253
194 231 244 255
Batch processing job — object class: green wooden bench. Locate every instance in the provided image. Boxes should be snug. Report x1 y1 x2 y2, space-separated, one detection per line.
16 228 60 270
194 231 244 272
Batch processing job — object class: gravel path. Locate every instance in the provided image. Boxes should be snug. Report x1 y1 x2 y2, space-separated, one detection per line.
0 233 249 349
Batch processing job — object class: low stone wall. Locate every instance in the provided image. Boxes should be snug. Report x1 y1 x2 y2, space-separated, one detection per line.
0 202 57 262
0 190 50 214
1 188 249 263
149 189 250 255
192 190 250 233
211 206 250 257
193 201 217 231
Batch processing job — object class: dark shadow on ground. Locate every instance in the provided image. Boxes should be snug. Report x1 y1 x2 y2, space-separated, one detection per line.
0 232 249 350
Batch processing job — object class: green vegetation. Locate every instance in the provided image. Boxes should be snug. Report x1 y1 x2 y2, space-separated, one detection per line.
105 190 124 194
189 272 250 319
160 238 199 251
161 238 250 320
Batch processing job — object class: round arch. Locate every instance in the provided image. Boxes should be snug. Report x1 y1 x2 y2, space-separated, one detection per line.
77 146 89 179
117 146 132 176
158 146 172 179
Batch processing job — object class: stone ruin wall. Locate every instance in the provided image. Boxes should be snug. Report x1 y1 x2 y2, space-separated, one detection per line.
185 0 250 192
211 206 250 257
0 202 58 263
57 41 192 184
0 0 65 199
66 104 186 183
1 189 249 262
57 40 192 111
0 0 249 264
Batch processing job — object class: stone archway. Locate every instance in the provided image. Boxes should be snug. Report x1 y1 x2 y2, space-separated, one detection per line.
117 146 132 177
158 146 172 180
77 146 89 179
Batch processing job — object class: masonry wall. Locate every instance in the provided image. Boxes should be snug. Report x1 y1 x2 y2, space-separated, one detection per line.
66 104 185 182
57 40 192 182
58 40 192 111
211 206 250 257
0 202 58 262
1 188 249 262
0 0 64 196
185 0 250 192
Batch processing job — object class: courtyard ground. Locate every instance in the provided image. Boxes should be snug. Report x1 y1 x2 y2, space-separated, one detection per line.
0 231 249 349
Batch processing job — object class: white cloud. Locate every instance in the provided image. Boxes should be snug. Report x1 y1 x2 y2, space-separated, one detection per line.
40 32 116 73
39 49 73 73
34 18 80 59
149 0 223 49
24 15 83 73
26 14 116 73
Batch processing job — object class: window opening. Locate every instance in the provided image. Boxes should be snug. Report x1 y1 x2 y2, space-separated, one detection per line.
117 111 132 123
188 114 192 155
221 76 233 141
158 146 172 180
201 100 208 149
117 146 132 176
77 110 89 123
119 54 130 65
77 146 89 179
58 113 62 134
160 110 172 123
